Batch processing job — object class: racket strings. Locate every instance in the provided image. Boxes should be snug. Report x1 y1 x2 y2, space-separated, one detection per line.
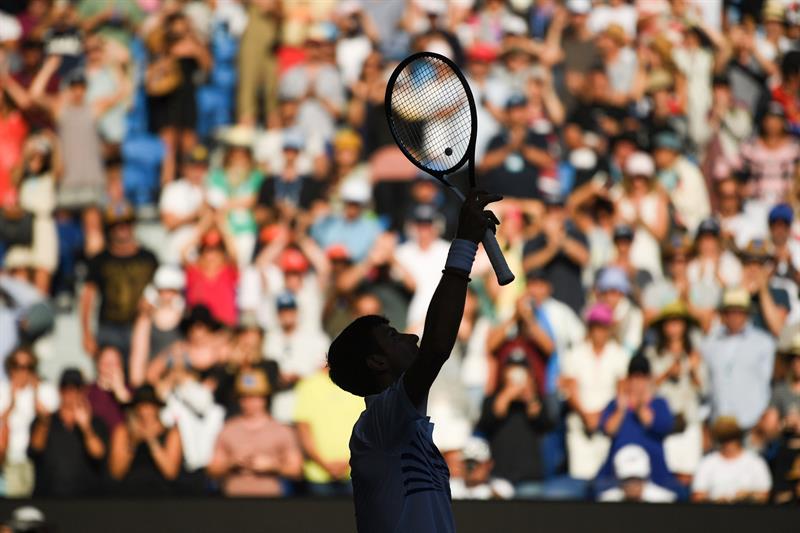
388 57 473 173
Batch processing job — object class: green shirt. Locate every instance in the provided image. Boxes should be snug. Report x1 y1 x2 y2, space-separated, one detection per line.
207 168 264 235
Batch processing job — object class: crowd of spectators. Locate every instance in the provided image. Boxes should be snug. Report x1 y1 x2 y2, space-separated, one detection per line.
0 0 799 505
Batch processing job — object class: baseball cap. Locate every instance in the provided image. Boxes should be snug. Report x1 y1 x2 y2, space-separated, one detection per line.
200 229 224 250
7 506 46 531
653 131 682 152
235 368 271 397
467 43 498 63
612 224 634 242
596 266 630 294
624 152 655 177
738 239 773 263
711 416 743 443
720 287 751 311
627 354 651 377
326 244 352 262
236 311 263 333
334 129 363 151
695 217 721 238
411 204 438 223
769 203 794 225
221 124 255 149
614 444 651 480
59 367 85 389
566 0 591 15
278 248 310 273
525 267 548 282
64 68 87 87
462 436 491 463
505 93 528 110
765 100 786 118
276 292 298 311
282 128 305 151
585 302 614 326
153 265 186 291
183 144 209 165
103 203 136 227
340 179 371 204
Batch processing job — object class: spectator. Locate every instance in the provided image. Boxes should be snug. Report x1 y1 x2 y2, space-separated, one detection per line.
80 205 158 360
698 75 752 181
737 239 790 337
128 265 186 387
86 345 130 434
692 417 772 503
207 368 303 497
264 293 329 424
476 353 553 498
687 217 742 290
701 287 775 431
0 273 51 373
28 369 108 498
597 354 676 494
716 176 765 251
561 303 628 483
644 302 707 484
158 145 210 265
606 224 654 299
450 436 514 500
0 69 29 205
767 203 800 323
293 366 364 496
595 266 643 355
0 347 58 497
598 444 676 503
109 385 182 496
522 195 590 314
236 0 281 126
182 225 239 327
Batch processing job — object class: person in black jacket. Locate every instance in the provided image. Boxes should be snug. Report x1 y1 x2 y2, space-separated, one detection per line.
477 352 553 499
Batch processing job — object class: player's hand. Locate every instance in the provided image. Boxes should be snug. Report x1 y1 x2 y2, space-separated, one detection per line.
455 190 502 244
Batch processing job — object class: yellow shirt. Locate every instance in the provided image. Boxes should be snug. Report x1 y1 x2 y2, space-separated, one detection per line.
294 370 365 483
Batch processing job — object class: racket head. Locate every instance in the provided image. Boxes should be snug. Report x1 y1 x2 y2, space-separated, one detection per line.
385 52 477 179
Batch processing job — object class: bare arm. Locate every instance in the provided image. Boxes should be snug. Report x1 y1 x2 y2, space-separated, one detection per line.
129 313 152 387
147 427 182 480
80 283 98 356
109 425 134 480
758 285 788 337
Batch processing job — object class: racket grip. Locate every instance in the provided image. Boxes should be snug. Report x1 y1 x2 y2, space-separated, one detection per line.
482 229 515 286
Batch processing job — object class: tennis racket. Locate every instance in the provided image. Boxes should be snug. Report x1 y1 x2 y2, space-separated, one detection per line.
385 51 515 286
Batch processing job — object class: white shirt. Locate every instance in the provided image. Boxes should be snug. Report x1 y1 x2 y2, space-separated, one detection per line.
0 382 59 463
562 340 629 415
450 477 514 500
599 482 677 503
692 450 772 501
239 265 323 333
588 4 638 36
159 179 205 264
395 239 450 331
162 383 225 472
687 251 742 289
541 298 586 359
350 379 455 533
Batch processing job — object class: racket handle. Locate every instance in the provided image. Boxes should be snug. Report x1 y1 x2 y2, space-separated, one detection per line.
482 229 515 286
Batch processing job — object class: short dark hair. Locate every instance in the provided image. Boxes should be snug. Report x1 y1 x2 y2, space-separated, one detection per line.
327 315 389 397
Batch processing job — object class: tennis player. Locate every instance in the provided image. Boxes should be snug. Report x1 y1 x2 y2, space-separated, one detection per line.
327 190 501 533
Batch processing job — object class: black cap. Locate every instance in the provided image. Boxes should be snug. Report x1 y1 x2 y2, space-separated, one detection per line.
542 192 566 207
628 354 651 377
613 224 635 242
712 73 730 87
765 100 786 118
505 93 528 110
180 305 222 334
64 69 87 87
411 204 437 223
129 385 165 408
276 292 298 311
525 268 548 282
59 368 85 389
696 217 720 238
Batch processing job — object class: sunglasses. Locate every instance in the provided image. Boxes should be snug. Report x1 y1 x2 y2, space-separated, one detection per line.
10 362 35 371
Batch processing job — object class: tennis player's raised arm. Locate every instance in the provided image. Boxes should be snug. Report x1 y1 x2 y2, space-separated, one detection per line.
403 191 501 407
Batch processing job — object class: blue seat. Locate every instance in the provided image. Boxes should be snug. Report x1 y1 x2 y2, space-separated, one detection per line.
196 85 232 138
122 134 165 206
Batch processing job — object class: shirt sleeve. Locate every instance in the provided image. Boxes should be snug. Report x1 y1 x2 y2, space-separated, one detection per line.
599 399 617 435
352 378 422 452
751 455 773 493
691 457 712 494
769 287 791 311
522 234 547 257
647 398 675 436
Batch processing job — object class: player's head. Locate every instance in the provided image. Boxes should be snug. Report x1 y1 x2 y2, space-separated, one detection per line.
327 315 420 397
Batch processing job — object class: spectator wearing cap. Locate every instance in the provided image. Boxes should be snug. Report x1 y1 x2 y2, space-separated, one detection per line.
87 345 131 434
264 292 330 424
740 102 800 207
241 226 329 334
560 303 629 483
206 129 264 266
522 194 590 315
0 346 58 497
29 368 108 497
476 352 554 499
606 224 654 298
208 368 303 497
687 217 742 289
597 354 677 495
293 365 364 496
158 144 209 265
737 239 790 336
613 151 669 279
310 178 382 263
652 131 711 234
478 92 554 200
129 265 186 387
182 223 239 327
756 331 800 503
108 385 182 496
80 204 158 360
767 203 800 323
278 29 346 143
692 417 772 503
394 204 451 331
701 287 776 431
644 301 707 482
450 436 514 500
641 235 718 331
595 266 643 356
597 444 676 503
1 135 58 294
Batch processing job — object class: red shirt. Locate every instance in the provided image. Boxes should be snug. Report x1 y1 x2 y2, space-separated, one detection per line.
185 263 239 326
0 111 28 204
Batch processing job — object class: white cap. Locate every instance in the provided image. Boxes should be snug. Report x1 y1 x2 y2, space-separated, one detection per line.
624 151 655 177
569 147 598 170
417 0 447 15
340 179 372 204
154 265 186 291
462 436 491 462
566 0 591 14
613 444 651 480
